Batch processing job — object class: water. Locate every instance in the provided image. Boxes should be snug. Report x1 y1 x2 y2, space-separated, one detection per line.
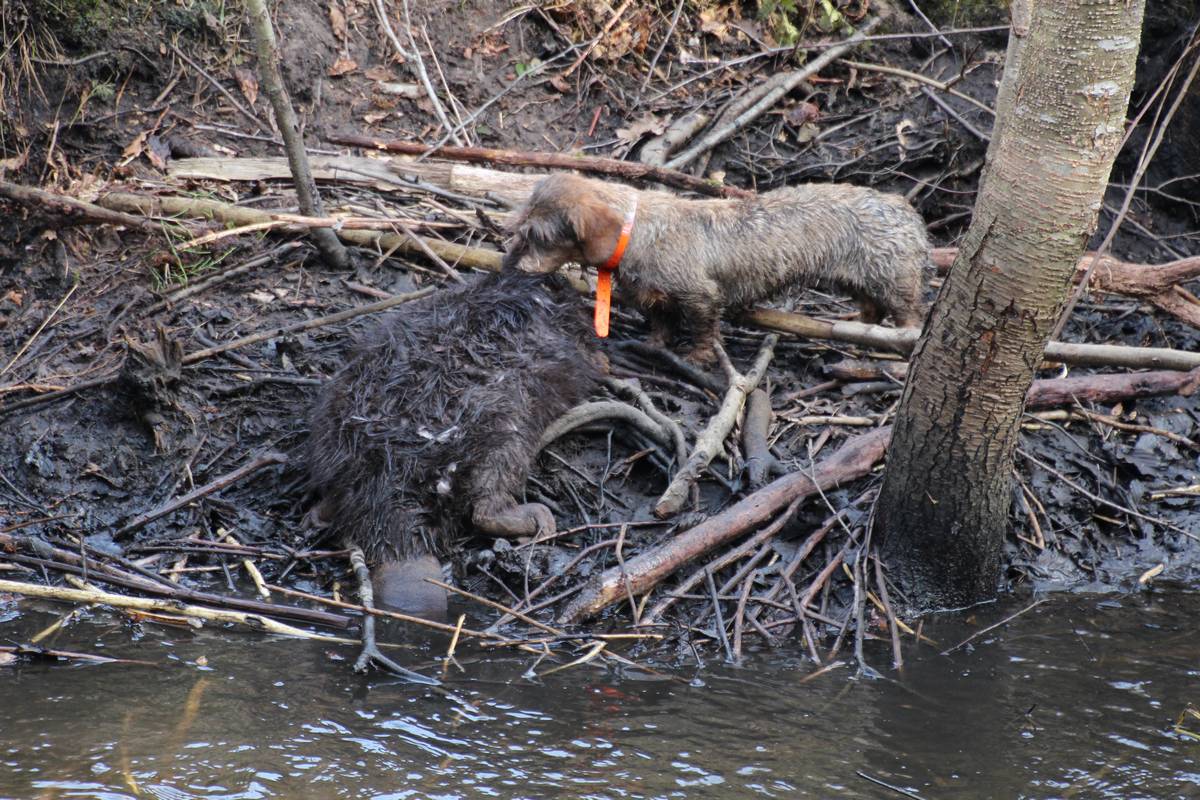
2 589 1198 799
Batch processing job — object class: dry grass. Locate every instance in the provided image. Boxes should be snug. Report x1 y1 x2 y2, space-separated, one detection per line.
0 1 62 119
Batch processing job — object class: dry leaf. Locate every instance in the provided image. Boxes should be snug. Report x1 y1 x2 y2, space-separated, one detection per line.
363 111 390 124
2 290 24 304
0 150 28 174
615 113 667 149
146 134 170 170
473 32 509 58
794 122 819 143
1138 563 1165 584
328 56 358 77
328 3 347 41
699 3 740 41
121 131 147 160
786 101 821 126
235 68 258 107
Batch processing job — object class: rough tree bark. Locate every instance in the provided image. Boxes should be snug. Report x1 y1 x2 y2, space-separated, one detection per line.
874 0 1147 608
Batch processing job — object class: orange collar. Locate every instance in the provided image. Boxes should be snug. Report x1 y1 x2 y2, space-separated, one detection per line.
592 197 637 339
599 196 638 272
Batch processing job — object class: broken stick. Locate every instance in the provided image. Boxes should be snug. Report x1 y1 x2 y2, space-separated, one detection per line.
654 335 778 518
245 0 348 269
560 426 892 623
325 135 753 200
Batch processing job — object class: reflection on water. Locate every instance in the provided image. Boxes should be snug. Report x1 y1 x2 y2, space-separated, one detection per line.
1 590 1198 799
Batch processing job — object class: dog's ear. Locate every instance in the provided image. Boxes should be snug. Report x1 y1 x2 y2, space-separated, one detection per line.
567 197 625 267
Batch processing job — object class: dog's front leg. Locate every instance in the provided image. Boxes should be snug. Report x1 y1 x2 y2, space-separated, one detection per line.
645 308 680 350
679 294 723 366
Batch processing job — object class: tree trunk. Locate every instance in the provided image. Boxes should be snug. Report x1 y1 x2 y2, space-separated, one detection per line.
874 0 1146 609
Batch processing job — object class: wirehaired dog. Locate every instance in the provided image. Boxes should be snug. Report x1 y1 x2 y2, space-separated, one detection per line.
503 173 930 364
305 270 601 616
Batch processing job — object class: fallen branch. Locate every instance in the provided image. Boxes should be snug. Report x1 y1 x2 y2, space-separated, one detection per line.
560 426 892 623
0 578 355 642
324 135 754 199
167 154 532 199
114 452 288 538
428 579 671 680
181 287 435 365
0 375 120 418
841 60 995 116
828 360 1200 407
611 341 725 393
749 308 1200 370
743 388 777 490
655 336 779 517
639 111 710 167
347 546 440 683
0 534 353 629
99 192 505 273
371 0 461 146
933 247 1200 328
0 180 173 231
559 0 636 80
0 642 152 666
1026 367 1200 406
169 43 269 134
666 20 880 171
645 497 803 626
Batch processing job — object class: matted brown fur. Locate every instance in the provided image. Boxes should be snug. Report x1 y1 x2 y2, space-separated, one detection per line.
504 174 931 363
304 270 601 613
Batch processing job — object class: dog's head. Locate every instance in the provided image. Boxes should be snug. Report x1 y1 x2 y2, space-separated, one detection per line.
503 174 627 274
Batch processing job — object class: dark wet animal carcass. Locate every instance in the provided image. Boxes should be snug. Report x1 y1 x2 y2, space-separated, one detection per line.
305 270 601 617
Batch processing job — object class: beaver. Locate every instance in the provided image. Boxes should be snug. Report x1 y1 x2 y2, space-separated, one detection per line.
305 270 602 618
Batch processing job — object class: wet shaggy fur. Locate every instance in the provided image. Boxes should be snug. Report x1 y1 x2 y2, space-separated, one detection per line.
504 174 931 362
305 271 601 564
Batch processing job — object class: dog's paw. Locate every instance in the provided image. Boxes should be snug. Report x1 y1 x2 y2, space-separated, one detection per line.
685 347 718 367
